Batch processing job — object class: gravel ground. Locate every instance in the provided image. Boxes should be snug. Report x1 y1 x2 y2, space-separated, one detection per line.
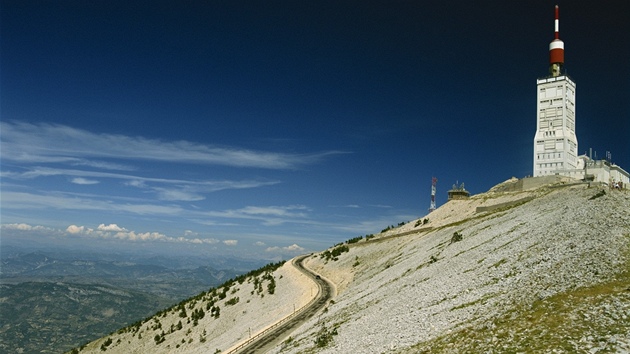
270 181 630 353
74 179 630 354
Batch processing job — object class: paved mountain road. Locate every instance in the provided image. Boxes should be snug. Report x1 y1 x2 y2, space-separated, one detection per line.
228 254 334 354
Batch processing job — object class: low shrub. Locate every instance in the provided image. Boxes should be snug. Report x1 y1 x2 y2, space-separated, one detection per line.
314 325 338 348
451 231 463 244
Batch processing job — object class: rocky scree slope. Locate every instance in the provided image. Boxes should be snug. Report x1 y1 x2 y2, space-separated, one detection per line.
70 180 630 354
272 181 630 353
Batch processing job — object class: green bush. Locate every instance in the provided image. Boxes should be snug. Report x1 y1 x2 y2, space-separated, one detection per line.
191 308 205 321
321 245 349 261
314 325 338 348
152 331 166 345
589 189 606 200
346 236 363 244
226 297 239 306
100 337 113 351
210 305 220 318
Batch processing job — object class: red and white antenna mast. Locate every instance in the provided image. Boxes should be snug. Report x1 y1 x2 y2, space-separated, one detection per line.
549 5 565 77
429 177 437 212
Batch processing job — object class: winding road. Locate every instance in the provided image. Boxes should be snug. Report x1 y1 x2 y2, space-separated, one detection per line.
228 254 334 354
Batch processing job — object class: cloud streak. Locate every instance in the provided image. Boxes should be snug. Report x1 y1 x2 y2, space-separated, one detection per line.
1 191 185 215
3 166 280 201
206 205 312 225
64 224 223 244
71 177 100 185
1 121 346 169
2 222 222 245
265 243 305 253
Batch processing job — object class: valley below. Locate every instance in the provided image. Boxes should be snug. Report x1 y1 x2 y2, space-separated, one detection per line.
0 248 261 354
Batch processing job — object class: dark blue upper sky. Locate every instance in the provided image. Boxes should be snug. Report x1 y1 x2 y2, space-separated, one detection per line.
1 1 628 260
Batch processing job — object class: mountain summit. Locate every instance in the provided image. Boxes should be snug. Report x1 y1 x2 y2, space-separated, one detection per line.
72 178 630 353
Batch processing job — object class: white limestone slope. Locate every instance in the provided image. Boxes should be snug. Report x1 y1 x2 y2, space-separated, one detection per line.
269 181 630 353
74 179 630 354
77 259 315 354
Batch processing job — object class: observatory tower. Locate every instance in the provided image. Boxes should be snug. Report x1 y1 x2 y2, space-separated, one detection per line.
533 5 579 178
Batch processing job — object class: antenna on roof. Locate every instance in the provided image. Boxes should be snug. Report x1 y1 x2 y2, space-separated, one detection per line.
429 177 437 212
549 5 565 77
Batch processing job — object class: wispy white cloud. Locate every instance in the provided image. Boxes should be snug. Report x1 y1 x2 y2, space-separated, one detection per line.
71 177 100 185
66 224 223 244
0 121 346 169
209 205 310 218
124 180 146 188
70 159 135 171
328 204 391 209
97 223 127 232
2 223 54 232
369 204 393 208
1 191 184 215
265 243 305 253
2 222 224 245
206 205 312 225
153 188 205 202
4 166 280 201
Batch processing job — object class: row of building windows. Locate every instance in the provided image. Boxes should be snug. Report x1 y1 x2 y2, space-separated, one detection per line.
539 162 564 168
539 98 565 106
537 153 563 160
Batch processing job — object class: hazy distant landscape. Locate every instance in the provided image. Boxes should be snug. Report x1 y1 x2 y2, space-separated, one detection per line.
0 244 265 354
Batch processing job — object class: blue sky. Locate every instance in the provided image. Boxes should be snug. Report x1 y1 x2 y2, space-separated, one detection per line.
1 1 628 261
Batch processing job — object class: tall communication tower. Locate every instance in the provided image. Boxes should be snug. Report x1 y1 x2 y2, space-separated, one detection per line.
533 5 578 178
429 177 437 212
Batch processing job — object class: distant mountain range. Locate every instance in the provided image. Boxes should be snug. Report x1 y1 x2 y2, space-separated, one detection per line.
0 247 265 354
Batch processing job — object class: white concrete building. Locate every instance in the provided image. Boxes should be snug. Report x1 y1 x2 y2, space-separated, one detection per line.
531 6 628 189
533 6 580 178
533 75 579 178
580 156 630 189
